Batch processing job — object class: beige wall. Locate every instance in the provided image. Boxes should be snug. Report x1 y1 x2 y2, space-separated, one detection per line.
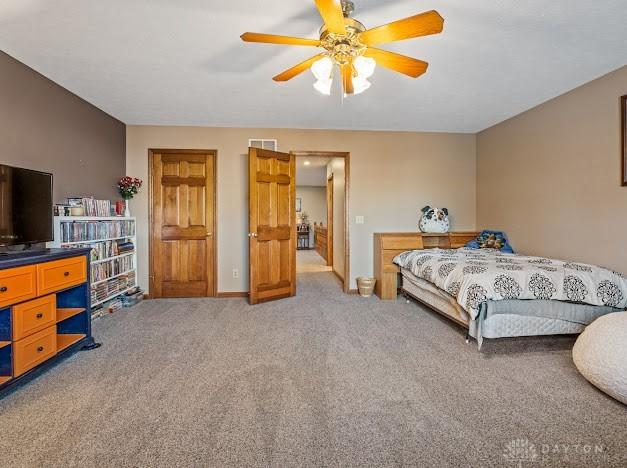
0 51 125 203
327 158 346 278
127 126 476 293
477 65 627 274
296 186 326 226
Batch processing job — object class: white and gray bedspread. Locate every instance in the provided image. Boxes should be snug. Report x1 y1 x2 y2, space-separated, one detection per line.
393 248 627 320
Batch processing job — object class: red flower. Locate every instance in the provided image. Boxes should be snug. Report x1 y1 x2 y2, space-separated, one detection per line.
117 176 143 200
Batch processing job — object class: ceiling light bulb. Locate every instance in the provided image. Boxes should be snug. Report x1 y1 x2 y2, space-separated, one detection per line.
352 76 371 95
311 56 334 81
304 161 311 166
353 56 376 79
313 79 332 96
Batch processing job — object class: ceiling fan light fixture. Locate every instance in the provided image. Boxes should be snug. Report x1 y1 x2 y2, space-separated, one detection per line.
241 2 444 97
313 78 333 96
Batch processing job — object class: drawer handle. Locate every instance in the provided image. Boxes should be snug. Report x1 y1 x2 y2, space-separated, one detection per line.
64 271 70 277
36 313 44 319
37 346 44 352
0 286 7 293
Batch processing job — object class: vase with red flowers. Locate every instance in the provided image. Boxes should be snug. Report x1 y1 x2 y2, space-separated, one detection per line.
117 176 142 217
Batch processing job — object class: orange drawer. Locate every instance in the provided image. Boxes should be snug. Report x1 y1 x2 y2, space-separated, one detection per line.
0 265 37 308
12 294 56 340
37 256 87 296
13 325 57 377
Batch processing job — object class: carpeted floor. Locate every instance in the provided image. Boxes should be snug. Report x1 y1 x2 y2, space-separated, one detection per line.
0 270 625 467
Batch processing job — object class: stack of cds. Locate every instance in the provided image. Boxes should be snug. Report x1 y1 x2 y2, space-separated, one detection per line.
87 240 120 260
91 271 137 304
107 298 124 314
60 220 135 243
91 255 134 282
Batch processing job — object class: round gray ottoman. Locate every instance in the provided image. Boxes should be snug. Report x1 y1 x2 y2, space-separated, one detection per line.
572 312 627 404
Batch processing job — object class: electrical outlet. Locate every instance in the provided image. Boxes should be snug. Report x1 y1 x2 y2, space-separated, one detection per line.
232 269 239 279
355 216 365 224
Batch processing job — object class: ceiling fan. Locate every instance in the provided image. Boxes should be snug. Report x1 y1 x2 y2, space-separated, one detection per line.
241 0 444 96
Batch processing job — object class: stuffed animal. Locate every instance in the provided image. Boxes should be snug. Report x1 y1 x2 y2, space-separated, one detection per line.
480 233 504 250
466 230 515 253
419 206 450 233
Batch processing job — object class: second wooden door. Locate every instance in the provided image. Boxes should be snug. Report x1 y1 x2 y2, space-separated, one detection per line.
248 147 296 304
150 150 216 298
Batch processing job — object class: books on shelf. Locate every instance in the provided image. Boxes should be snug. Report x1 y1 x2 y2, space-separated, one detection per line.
91 255 134 282
82 240 135 262
54 215 139 314
81 197 114 217
60 220 135 243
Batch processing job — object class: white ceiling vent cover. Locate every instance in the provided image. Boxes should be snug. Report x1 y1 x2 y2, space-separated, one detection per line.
249 139 277 151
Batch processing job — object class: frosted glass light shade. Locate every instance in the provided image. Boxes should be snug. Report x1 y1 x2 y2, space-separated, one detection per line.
311 57 334 81
352 76 371 95
353 56 376 79
313 79 332 95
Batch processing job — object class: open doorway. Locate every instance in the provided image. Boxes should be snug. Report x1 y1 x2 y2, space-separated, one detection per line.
293 152 349 292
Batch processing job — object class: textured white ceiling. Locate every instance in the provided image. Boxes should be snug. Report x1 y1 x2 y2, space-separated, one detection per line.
1 0 626 132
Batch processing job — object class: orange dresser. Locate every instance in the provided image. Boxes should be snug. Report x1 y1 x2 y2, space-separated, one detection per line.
0 249 93 390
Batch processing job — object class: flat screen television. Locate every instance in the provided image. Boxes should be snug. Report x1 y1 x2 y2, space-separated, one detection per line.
0 165 53 246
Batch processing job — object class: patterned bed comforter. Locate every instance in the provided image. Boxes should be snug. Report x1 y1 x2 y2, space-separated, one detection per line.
393 248 627 319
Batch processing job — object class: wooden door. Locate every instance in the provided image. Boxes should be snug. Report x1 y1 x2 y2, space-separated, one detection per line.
248 147 296 304
150 150 216 298
326 174 334 267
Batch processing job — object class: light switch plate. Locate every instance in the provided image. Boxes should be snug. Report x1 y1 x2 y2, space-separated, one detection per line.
355 216 364 224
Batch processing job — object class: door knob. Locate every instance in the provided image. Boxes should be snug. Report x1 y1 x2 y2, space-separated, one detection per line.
248 232 258 238
206 232 213 237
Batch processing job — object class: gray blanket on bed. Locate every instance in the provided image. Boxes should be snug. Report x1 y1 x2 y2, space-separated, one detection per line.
479 299 620 324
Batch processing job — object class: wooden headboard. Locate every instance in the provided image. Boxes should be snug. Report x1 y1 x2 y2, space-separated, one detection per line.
373 231 479 300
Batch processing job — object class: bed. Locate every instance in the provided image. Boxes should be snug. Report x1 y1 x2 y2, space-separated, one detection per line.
394 247 625 348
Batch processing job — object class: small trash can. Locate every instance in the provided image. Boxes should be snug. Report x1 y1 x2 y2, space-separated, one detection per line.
356 277 376 297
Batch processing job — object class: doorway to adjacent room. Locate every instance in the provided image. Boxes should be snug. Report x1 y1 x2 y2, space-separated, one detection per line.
293 152 349 290
246 148 349 304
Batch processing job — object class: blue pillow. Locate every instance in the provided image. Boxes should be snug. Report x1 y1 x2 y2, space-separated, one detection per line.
466 230 514 253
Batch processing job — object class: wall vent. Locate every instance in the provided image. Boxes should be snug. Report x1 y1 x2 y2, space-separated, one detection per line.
249 139 278 151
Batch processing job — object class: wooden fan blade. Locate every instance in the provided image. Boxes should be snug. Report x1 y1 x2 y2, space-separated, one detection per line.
273 53 327 82
315 0 346 34
363 48 428 78
341 63 354 94
241 32 321 47
359 10 444 46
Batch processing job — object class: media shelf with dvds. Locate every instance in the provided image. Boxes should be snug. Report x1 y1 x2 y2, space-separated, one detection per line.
50 216 139 316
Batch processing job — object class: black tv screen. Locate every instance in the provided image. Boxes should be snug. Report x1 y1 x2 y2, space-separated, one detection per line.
0 165 53 246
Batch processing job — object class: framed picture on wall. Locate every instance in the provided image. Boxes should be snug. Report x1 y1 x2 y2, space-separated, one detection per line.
622 95 627 186
296 198 302 212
